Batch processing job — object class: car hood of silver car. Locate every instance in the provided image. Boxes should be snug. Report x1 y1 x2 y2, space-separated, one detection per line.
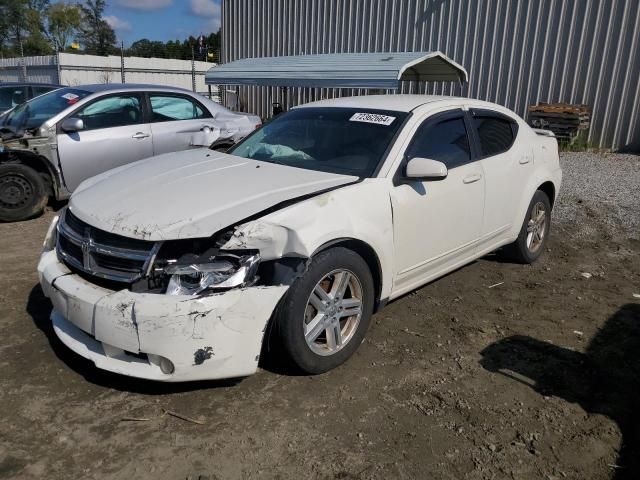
68 149 358 241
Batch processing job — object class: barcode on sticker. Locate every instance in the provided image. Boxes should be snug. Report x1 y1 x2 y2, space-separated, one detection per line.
349 112 396 125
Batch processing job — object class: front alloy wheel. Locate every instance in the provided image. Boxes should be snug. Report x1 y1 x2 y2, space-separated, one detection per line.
274 247 374 374
304 269 363 356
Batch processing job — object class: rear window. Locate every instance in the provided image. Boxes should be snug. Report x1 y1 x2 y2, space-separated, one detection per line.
473 115 516 157
150 94 211 122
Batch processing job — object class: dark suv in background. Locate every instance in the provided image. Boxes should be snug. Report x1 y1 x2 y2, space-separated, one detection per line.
0 82 61 114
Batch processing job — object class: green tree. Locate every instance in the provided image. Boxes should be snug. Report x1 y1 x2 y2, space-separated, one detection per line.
79 0 116 56
0 0 52 56
126 38 167 58
45 2 82 51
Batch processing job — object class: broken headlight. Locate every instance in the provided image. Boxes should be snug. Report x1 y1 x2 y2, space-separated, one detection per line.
165 253 260 296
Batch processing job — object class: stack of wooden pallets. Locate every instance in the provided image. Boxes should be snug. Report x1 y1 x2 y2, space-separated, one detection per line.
527 103 591 144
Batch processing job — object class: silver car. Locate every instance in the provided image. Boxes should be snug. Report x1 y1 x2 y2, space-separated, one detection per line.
0 84 261 221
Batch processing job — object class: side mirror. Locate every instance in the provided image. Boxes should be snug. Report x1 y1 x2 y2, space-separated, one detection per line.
60 117 84 133
405 157 448 180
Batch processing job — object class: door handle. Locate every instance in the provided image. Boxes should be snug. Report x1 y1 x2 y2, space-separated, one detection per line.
519 156 532 164
132 132 150 139
463 173 482 184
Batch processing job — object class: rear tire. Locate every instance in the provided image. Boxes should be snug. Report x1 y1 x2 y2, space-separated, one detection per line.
503 190 551 264
0 163 48 222
274 247 375 374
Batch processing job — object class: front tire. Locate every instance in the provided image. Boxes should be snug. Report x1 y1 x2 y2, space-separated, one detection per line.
0 164 48 222
275 247 375 374
504 190 551 264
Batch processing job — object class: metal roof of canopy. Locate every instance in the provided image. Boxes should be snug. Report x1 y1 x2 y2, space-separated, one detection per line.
205 51 468 89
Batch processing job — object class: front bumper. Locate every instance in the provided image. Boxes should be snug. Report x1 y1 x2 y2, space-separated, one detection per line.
38 250 288 382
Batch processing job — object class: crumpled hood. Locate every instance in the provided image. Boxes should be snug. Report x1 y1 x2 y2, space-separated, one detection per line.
69 149 357 240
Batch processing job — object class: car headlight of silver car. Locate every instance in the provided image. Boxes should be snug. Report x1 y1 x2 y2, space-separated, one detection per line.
164 253 260 296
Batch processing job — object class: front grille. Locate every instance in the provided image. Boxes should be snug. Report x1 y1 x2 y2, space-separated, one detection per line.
58 234 83 265
93 252 146 273
56 209 160 283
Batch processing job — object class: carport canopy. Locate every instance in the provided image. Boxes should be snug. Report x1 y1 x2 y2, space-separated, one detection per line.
205 51 468 89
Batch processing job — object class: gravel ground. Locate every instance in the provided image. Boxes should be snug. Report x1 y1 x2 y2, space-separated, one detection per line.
556 152 640 239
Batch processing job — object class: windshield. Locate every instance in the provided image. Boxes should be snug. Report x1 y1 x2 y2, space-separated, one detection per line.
2 87 90 131
228 107 408 177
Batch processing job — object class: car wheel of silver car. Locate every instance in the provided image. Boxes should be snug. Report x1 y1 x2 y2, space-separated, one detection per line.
275 246 374 374
0 163 48 222
504 190 552 264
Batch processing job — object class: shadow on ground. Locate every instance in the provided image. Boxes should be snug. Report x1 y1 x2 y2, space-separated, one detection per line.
480 304 640 479
26 285 243 394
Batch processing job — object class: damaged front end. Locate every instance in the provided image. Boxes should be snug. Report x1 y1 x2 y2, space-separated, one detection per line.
1 125 64 198
38 209 299 382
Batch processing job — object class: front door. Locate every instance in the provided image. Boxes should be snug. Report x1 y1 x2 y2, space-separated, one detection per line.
57 93 152 191
390 110 485 295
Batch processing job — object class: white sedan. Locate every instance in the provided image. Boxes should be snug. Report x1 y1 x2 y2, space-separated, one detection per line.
38 95 561 382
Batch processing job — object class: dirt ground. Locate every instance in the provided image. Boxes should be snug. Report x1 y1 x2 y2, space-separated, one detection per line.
1 157 639 479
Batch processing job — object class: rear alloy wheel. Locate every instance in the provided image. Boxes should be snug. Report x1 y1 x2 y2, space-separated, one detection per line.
526 201 547 253
504 190 551 264
0 164 48 222
275 247 374 374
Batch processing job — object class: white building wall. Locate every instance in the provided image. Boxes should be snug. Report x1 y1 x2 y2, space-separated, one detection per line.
0 53 218 97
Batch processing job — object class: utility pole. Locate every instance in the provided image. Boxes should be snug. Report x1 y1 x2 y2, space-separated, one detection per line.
191 44 196 92
19 38 27 81
120 41 126 83
55 43 61 84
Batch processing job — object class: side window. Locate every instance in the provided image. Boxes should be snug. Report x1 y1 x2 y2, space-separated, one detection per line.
75 95 142 131
0 86 27 110
149 94 211 122
406 115 471 169
473 115 516 157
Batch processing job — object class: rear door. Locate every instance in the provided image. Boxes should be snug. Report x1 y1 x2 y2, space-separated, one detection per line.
57 93 153 191
469 109 530 243
147 92 214 155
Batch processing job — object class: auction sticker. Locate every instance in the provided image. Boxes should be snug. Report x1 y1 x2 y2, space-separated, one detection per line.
61 93 79 101
349 112 396 125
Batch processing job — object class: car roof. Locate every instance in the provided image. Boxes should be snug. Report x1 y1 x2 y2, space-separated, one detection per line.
297 94 510 113
75 83 197 94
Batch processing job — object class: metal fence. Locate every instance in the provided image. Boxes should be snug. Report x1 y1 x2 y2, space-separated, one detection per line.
0 52 220 101
221 0 640 151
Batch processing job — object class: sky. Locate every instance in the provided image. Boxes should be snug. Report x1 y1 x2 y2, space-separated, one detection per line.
97 0 222 46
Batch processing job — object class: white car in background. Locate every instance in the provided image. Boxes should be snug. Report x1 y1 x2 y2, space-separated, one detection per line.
38 94 561 382
0 84 260 222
